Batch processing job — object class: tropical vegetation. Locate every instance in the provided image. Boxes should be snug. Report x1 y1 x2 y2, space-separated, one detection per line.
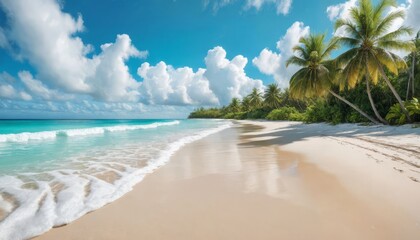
189 0 420 125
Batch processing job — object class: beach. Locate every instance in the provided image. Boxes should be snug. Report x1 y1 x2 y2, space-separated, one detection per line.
38 120 420 240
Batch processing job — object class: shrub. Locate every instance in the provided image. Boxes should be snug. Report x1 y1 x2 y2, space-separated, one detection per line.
266 107 304 121
246 108 270 119
386 98 420 125
223 112 247 120
188 108 224 118
304 101 343 124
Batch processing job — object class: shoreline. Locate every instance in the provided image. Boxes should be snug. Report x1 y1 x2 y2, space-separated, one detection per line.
38 120 420 239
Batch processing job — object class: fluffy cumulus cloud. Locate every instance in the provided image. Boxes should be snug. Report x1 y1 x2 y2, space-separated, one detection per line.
204 47 264 105
0 0 265 118
0 0 147 102
253 22 309 88
88 34 145 102
138 62 218 105
139 46 263 106
204 0 292 15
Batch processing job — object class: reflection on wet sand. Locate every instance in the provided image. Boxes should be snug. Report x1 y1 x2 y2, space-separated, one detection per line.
38 122 420 240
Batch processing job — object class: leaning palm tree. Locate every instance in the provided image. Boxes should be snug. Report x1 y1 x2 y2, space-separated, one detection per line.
248 88 263 109
287 34 380 124
334 0 415 123
263 83 282 109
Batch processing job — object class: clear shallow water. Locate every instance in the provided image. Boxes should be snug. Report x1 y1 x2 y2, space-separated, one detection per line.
0 119 231 240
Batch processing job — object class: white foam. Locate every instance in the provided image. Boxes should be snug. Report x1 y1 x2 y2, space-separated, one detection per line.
0 121 180 143
0 121 231 240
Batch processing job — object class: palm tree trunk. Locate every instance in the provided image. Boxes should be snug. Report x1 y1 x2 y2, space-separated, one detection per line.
407 52 415 100
328 90 380 124
406 73 412 100
366 79 388 124
412 52 415 97
377 65 412 123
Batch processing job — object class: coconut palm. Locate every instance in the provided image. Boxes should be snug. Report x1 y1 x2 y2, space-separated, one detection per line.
248 88 263 109
334 0 414 123
287 34 380 124
263 83 282 109
228 97 241 113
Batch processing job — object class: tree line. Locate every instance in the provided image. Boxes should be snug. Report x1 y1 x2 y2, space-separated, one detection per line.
189 0 420 125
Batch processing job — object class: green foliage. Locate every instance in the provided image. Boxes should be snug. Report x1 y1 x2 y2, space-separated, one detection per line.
188 107 224 118
246 108 270 119
386 98 420 124
304 101 344 125
286 34 337 99
223 112 248 120
266 107 304 121
227 98 241 113
248 88 263 109
264 83 282 109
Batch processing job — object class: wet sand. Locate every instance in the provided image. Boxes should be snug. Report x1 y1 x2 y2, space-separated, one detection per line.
38 121 420 240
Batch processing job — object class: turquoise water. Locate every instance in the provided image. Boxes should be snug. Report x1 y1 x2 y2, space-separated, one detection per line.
0 119 231 240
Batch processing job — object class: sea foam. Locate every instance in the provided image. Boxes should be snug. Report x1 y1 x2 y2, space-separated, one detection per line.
0 122 231 240
0 120 180 143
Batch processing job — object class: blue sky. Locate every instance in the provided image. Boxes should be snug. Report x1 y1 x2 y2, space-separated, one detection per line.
0 0 417 119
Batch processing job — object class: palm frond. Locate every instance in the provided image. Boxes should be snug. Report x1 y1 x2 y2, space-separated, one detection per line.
286 56 307 68
376 26 413 43
374 10 405 37
374 48 399 75
377 39 415 52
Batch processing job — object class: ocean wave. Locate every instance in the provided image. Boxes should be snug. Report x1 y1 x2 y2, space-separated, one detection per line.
0 121 180 143
0 122 231 240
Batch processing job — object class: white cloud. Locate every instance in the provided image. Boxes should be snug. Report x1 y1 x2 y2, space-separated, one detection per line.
0 0 268 117
138 46 263 106
0 27 8 48
0 84 32 101
0 71 32 101
253 21 309 88
276 0 292 15
205 46 264 105
246 0 293 14
18 71 72 101
88 34 145 102
138 62 219 105
0 0 93 92
404 0 420 32
205 0 293 15
326 0 356 21
0 0 147 102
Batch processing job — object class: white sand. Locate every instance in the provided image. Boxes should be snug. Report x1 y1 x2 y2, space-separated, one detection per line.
38 121 420 240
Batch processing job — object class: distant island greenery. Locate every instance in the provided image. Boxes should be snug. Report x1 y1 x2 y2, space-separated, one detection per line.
189 0 420 125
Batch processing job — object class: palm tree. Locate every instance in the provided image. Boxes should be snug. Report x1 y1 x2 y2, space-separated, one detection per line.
248 88 263 109
241 96 252 112
264 83 282 109
334 0 414 123
287 34 380 124
228 97 241 113
407 31 419 100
